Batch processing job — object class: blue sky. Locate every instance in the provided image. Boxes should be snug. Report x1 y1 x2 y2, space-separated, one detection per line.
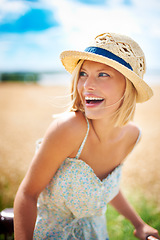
0 0 160 73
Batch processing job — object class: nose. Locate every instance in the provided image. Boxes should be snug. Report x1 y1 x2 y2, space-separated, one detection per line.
83 75 96 90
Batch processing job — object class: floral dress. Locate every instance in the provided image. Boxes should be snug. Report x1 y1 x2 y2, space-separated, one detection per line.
33 117 141 240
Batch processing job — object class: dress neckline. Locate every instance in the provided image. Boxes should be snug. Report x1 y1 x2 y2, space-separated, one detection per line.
65 157 123 183
65 116 141 183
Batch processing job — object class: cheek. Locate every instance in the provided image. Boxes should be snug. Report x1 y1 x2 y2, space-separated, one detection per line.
120 78 126 95
113 77 126 95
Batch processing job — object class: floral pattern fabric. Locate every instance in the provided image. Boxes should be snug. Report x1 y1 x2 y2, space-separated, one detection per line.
33 117 132 240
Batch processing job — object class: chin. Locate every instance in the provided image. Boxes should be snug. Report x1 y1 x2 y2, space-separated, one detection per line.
84 110 105 120
85 108 117 122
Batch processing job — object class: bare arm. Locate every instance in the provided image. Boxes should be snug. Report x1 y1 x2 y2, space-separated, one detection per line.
109 190 159 240
14 112 87 239
14 186 38 240
14 119 71 239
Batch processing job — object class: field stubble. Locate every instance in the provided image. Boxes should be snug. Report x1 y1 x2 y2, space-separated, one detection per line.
0 82 160 209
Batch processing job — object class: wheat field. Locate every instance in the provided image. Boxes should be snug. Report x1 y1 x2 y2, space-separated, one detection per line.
0 82 160 208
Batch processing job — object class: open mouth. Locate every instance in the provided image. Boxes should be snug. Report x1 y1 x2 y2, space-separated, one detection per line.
85 96 104 105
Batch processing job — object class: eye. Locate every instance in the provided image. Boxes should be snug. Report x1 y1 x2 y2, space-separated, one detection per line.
79 71 87 77
99 72 110 77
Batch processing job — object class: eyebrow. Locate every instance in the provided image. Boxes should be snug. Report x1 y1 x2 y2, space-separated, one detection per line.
81 67 112 72
97 68 111 72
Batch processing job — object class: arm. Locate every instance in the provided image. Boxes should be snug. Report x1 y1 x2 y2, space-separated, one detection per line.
14 119 71 239
14 184 38 240
14 113 86 240
109 190 159 240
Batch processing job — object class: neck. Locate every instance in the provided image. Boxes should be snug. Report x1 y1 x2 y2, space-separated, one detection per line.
89 117 120 142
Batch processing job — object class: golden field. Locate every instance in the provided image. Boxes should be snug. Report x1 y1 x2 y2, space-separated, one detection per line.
0 82 160 208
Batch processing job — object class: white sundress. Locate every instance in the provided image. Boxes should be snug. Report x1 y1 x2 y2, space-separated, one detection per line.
33 117 141 240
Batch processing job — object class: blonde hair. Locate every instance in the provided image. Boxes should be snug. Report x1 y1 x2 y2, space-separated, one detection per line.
113 78 137 127
69 61 137 127
70 60 85 112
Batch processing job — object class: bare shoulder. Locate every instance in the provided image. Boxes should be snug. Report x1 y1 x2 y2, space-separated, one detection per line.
44 111 88 151
15 112 88 217
47 111 87 137
123 122 141 150
57 111 87 133
21 111 88 197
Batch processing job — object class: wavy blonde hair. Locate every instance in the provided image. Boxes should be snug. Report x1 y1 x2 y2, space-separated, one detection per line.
69 60 137 127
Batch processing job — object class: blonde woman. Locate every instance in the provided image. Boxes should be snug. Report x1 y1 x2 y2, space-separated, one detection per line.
14 33 159 240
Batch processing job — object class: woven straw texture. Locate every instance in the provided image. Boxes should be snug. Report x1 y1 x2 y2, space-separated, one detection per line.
60 32 153 103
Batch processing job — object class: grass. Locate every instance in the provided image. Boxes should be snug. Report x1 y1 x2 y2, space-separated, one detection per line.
0 193 159 240
107 195 160 239
0 235 14 240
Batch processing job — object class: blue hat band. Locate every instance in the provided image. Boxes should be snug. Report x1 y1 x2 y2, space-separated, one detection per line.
84 47 133 71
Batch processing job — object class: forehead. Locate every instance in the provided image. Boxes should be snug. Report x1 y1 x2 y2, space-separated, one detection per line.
81 60 117 72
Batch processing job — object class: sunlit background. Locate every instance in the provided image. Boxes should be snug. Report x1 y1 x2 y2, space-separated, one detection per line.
1 2 160 232
0 0 160 84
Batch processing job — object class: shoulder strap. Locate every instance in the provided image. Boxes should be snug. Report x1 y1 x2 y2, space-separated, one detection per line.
131 128 141 153
75 116 90 159
135 128 141 145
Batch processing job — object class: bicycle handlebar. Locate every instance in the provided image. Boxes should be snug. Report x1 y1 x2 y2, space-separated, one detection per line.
146 236 159 240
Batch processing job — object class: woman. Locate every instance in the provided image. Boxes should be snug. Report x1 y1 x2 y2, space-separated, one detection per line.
14 32 159 240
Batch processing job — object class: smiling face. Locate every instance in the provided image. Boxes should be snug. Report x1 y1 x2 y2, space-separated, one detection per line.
77 60 126 120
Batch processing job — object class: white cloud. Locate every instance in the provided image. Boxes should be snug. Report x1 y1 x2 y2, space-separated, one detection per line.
0 0 30 22
151 24 160 38
43 0 160 74
41 0 148 54
123 0 160 39
0 27 66 71
132 0 160 9
0 0 160 72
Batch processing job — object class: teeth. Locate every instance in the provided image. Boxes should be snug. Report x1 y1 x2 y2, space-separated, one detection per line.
85 97 103 101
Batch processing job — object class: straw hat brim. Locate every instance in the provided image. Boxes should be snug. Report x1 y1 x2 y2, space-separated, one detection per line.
60 50 153 103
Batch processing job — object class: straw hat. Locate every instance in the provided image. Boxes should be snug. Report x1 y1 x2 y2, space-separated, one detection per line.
60 32 153 103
